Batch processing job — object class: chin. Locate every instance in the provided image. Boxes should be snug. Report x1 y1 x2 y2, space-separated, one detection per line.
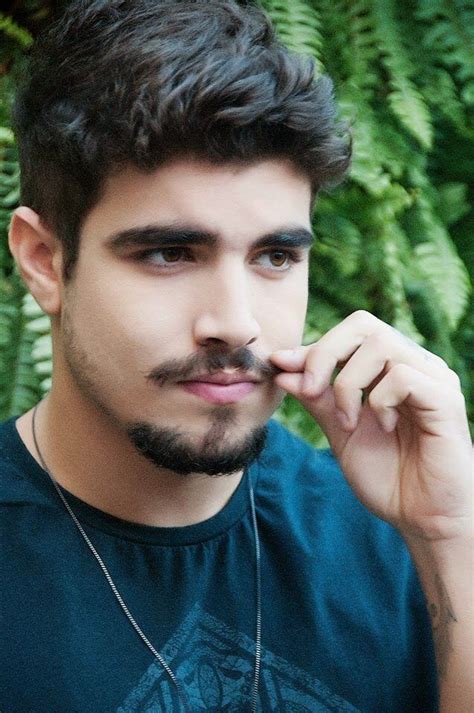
125 416 269 477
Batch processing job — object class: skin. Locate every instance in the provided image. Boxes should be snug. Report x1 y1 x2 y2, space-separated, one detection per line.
9 157 312 527
268 301 473 709
8 154 474 706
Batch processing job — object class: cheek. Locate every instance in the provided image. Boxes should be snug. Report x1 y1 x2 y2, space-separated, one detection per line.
259 276 308 345
269 304 307 346
68 259 308 362
64 278 185 374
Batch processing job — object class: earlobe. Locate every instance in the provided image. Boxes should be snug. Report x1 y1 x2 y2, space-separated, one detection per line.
8 206 63 316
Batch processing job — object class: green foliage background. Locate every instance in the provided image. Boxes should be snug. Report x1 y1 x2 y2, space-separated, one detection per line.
0 0 473 447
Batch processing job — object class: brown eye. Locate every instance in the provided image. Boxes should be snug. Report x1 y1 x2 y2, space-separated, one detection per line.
254 249 302 272
269 251 288 267
134 246 193 269
162 248 184 262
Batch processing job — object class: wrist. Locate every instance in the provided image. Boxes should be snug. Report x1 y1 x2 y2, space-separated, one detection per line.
398 516 474 551
401 529 473 571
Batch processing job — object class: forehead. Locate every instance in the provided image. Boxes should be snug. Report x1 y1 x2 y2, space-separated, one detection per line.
81 157 312 247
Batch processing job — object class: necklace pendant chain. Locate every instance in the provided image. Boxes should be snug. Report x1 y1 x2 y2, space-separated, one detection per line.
31 404 261 712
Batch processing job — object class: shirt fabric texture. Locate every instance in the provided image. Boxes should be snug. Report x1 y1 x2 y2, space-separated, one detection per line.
0 414 438 712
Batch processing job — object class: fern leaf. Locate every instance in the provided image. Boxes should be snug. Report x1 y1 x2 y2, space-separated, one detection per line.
0 12 33 49
259 0 324 73
436 182 471 226
372 0 433 147
313 211 362 277
0 274 43 420
0 127 14 144
416 0 474 107
378 222 426 343
408 198 472 330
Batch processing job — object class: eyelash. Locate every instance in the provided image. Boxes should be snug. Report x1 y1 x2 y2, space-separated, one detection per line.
134 247 304 272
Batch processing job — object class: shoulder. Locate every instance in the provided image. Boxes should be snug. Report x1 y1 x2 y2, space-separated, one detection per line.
0 415 48 508
0 415 23 479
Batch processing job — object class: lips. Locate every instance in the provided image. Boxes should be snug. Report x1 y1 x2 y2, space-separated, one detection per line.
179 377 259 404
186 372 261 385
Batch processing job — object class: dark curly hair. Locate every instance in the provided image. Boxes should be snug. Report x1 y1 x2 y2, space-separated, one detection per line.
12 0 351 283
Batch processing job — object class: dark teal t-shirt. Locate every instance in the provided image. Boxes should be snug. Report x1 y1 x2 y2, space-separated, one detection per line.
0 415 438 712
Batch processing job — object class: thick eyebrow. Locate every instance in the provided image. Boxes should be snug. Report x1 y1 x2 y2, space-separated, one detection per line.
105 222 314 252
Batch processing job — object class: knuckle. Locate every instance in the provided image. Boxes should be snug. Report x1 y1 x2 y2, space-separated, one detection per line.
446 389 467 420
368 328 390 348
308 341 331 357
391 362 411 380
454 389 466 409
367 388 382 409
305 342 331 367
352 309 370 319
429 352 449 369
349 309 376 327
447 368 462 389
332 373 352 394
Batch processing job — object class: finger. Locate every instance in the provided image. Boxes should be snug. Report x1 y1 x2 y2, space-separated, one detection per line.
269 345 310 373
273 369 307 394
367 363 470 438
270 309 381 375
330 329 454 428
272 376 358 455
291 311 379 395
298 311 448 399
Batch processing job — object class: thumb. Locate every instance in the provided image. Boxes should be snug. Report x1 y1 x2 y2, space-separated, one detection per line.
275 372 353 456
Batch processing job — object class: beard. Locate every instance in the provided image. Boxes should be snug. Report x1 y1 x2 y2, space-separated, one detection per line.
60 301 272 477
126 414 269 476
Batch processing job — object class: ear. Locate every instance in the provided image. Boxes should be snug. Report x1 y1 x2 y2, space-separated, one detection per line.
8 207 64 316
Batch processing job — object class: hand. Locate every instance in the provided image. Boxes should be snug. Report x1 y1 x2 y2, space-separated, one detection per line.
270 310 474 542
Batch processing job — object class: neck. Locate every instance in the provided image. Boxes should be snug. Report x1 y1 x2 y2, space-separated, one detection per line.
17 394 245 528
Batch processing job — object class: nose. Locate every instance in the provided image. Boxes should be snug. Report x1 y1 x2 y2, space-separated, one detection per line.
193 261 261 349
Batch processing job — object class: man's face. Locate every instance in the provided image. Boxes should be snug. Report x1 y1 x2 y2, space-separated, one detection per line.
55 157 312 475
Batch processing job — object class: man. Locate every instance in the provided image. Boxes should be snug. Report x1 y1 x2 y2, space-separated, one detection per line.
1 1 472 711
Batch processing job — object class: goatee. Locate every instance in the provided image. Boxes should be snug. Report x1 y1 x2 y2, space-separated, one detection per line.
126 419 269 476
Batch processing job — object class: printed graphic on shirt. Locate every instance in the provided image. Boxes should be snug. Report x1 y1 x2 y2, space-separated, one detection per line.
116 604 361 712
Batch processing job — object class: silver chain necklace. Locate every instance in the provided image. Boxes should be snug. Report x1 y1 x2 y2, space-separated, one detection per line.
31 403 262 712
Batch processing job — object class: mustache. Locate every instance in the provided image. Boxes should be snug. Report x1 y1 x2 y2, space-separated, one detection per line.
146 346 283 387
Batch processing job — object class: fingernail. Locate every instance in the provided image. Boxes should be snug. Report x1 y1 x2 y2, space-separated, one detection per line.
303 371 314 391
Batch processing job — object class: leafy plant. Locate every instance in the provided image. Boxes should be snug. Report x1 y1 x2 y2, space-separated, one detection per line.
0 0 473 447
261 0 473 445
